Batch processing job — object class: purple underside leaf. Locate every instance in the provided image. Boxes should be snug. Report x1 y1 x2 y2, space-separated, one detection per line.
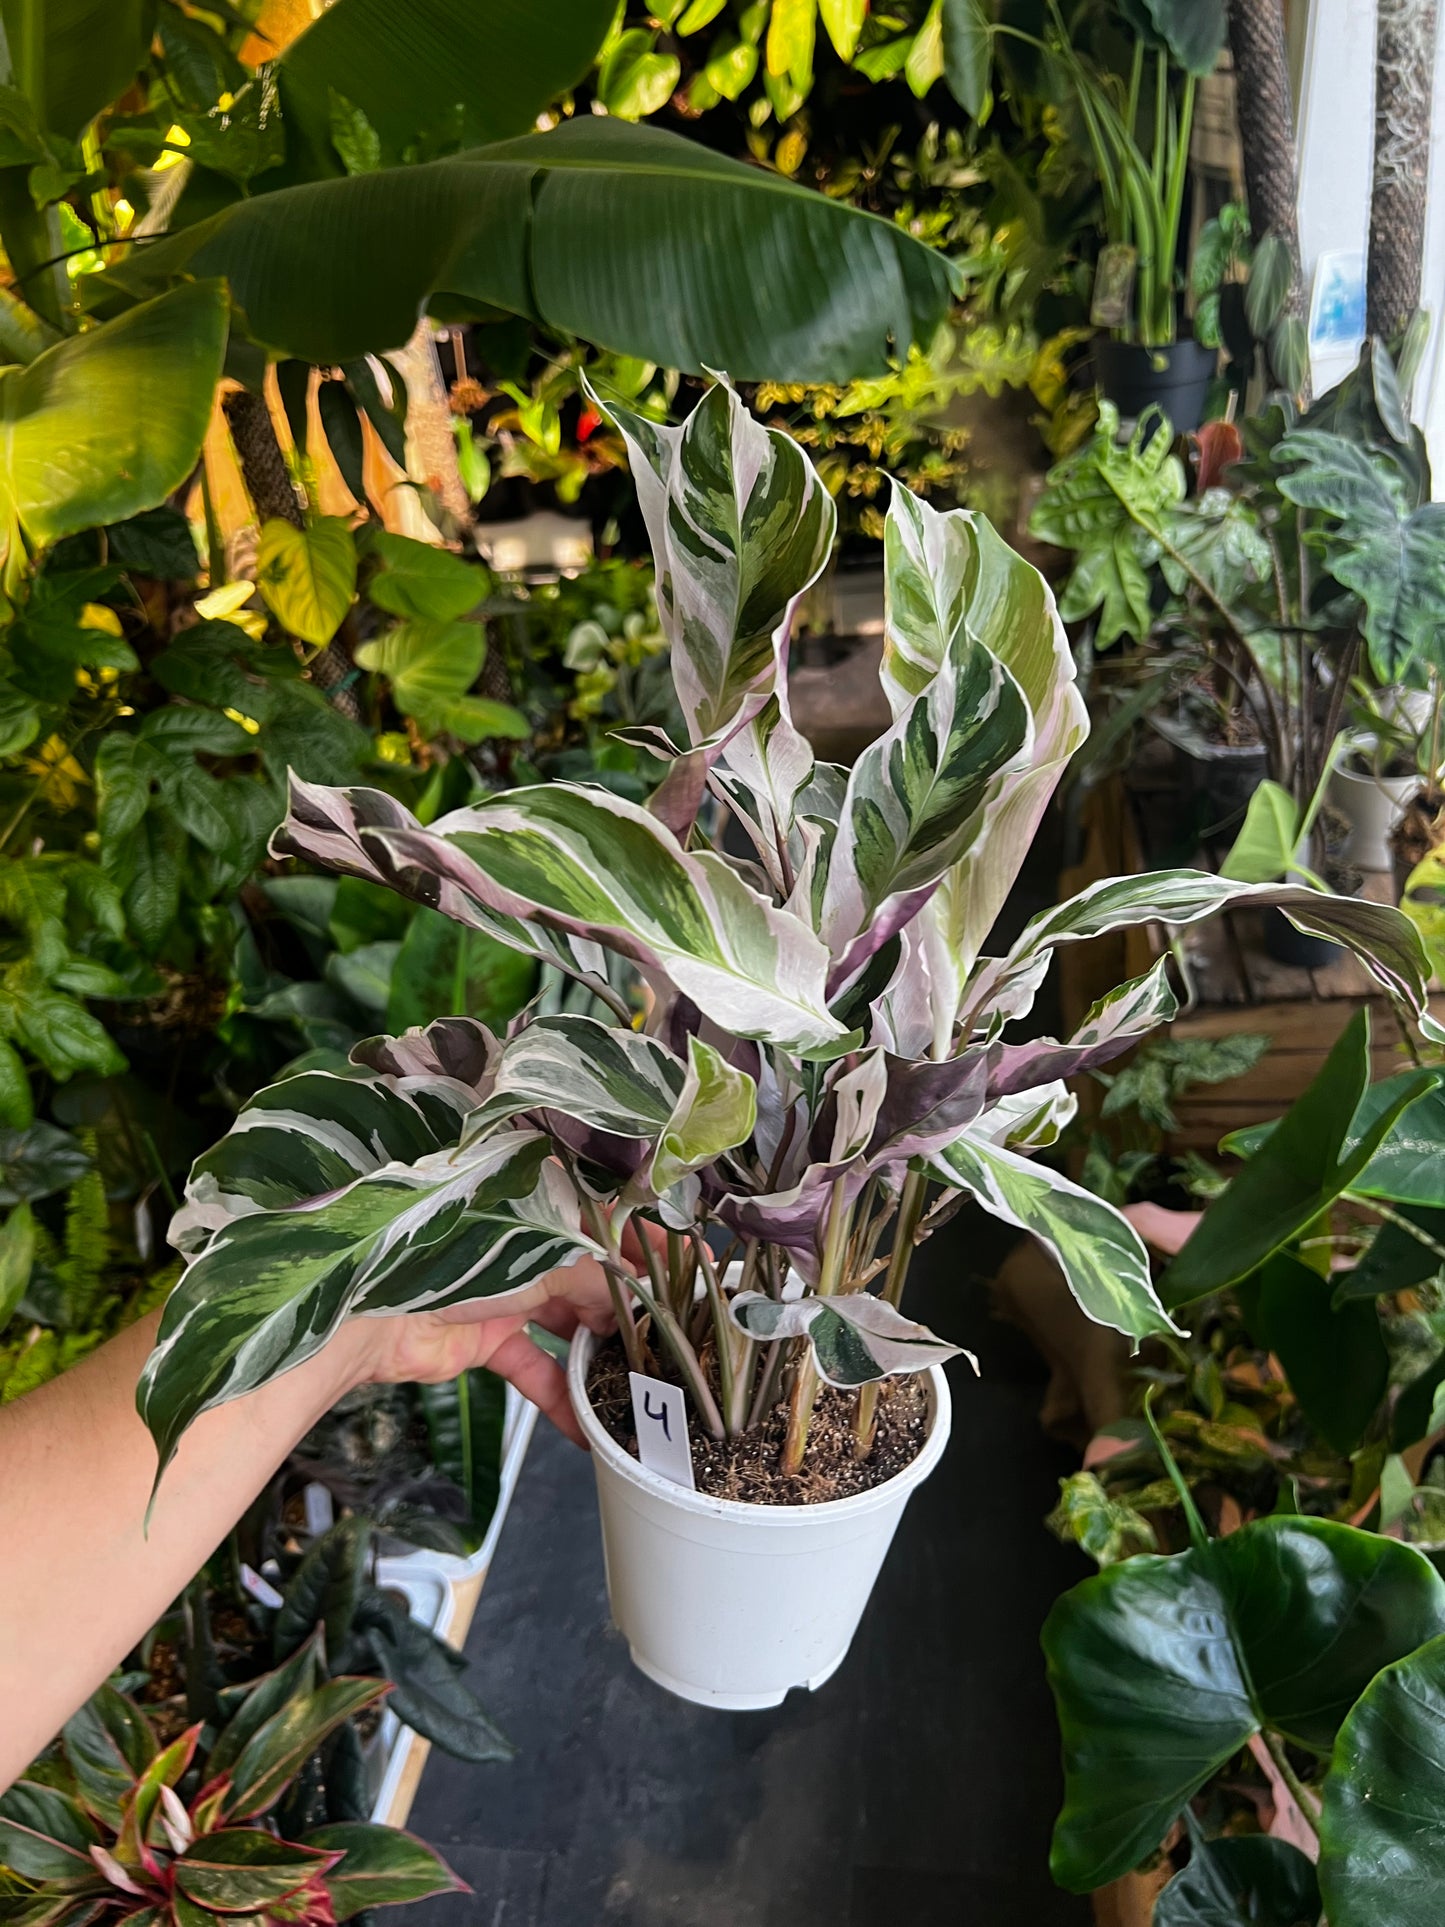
826 881 943 1000
986 1031 1141 1098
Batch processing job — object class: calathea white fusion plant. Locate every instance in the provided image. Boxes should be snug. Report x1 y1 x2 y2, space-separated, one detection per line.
137 381 1439 1485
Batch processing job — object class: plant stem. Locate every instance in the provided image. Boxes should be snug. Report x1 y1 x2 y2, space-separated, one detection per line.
1264 1731 1321 1835
781 1178 852 1476
692 1232 739 1436
1345 1193 1445 1264
854 1169 930 1453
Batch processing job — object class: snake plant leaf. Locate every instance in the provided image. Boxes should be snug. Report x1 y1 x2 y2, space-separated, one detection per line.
305 1822 466 1921
174 1832 341 1912
938 1132 1178 1341
0 283 226 564
138 1132 587 1484
1275 430 1445 682
1044 1518 1445 1892
169 1020 500 1254
730 1289 968 1387
278 0 614 154
103 119 955 376
1318 1629 1445 1926
987 957 1180 1097
1160 1011 1432 1309
286 779 845 1053
1154 1835 1321 1927
418 1370 505 1550
596 377 834 745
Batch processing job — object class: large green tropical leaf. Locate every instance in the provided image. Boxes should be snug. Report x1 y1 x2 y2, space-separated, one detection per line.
937 1131 1177 1341
278 0 613 154
0 283 226 563
2 0 153 139
1044 1518 1445 1892
1237 1252 1388 1455
1160 1011 1432 1308
277 775 846 1053
102 119 955 376
1223 1066 1445 1209
1155 1835 1321 1927
1318 1629 1445 1926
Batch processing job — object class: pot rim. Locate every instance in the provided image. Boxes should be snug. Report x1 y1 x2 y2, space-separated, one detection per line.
565 1325 953 1528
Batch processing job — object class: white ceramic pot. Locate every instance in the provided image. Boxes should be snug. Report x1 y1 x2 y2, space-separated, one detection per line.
566 1328 953 1711
1328 763 1418 872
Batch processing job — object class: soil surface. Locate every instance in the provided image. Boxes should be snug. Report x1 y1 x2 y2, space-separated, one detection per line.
585 1333 928 1505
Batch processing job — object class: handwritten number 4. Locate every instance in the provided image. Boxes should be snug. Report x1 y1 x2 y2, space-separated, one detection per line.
642 1390 672 1441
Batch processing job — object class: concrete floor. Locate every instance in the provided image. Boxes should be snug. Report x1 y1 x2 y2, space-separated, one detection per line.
396 1214 1092 1927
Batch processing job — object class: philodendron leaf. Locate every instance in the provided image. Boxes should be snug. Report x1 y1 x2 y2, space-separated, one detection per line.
0 283 226 561
1160 1010 1432 1308
1044 1518 1445 1892
305 1822 464 1921
937 1133 1179 1341
1238 1252 1388 1456
139 1133 589 1482
1224 1067 1445 1210
1218 780 1301 884
365 532 488 622
256 517 358 647
277 776 846 1053
1317 1629 1445 1926
730 1290 969 1387
1155 1834 1321 1927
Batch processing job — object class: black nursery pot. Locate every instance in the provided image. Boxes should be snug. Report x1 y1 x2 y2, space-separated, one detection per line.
1095 337 1218 432
1262 906 1341 971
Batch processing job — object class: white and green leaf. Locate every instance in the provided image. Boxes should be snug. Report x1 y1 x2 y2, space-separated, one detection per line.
730 1288 969 1387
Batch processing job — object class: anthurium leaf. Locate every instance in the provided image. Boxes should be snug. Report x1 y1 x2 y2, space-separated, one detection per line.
1045 1518 1445 1892
1155 1834 1321 1927
1318 1628 1445 1926
364 533 488 622
385 907 536 1035
277 776 847 1053
1161 1011 1432 1307
222 1679 388 1821
1238 1252 1388 1455
731 1289 967 1387
0 284 226 553
256 518 357 647
174 1832 339 1912
418 1369 505 1549
1218 780 1301 884
60 1685 156 1830
140 1133 584 1479
938 1132 1178 1341
0 1783 101 1883
101 119 954 378
304 1823 464 1921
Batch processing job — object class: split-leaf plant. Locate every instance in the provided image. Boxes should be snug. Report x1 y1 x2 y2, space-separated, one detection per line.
0 1651 460 1927
135 381 1442 1485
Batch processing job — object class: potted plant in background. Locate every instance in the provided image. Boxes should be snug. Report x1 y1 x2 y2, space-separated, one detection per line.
133 380 1436 1713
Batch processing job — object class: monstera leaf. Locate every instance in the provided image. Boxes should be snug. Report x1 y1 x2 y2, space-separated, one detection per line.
102 119 955 376
1045 1517 1445 1892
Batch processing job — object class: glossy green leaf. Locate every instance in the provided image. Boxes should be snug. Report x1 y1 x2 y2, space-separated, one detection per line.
819 0 864 60
103 120 954 379
256 517 357 647
1238 1252 1388 1454
1045 1518 1445 1891
1155 1834 1320 1927
1161 1012 1432 1307
1318 1629 1445 1926
0 284 226 559
175 1831 337 1912
0 1783 101 1883
942 0 992 116
206 1637 328 1780
2 0 153 139
60 1684 156 1830
1245 232 1292 338
355 617 526 741
221 1679 389 1821
1121 0 1227 73
0 1198 33 1325
650 1034 757 1197
597 28 681 119
419 1370 505 1549
305 1823 463 1921
1218 780 1300 884
273 1519 370 1663
364 533 487 622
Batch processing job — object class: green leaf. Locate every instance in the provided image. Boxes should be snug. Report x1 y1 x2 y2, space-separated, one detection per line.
5 0 153 139
385 907 536 1033
175 1832 337 1913
256 517 357 647
1045 1518 1445 1891
938 1133 1179 1341
1238 1252 1388 1454
318 381 367 503
419 1370 504 1549
353 1594 512 1763
597 28 681 119
905 0 945 95
121 811 184 954
1161 1012 1432 1307
274 1519 371 1662
1245 232 1292 338
0 1782 100 1883
941 0 992 116
106 507 201 580
1121 0 1228 74
102 119 955 381
305 1823 462 1920
766 0 816 92
650 1034 757 1196
221 1679 388 1821
0 1036 34 1128
1318 1628 1445 1926
1155 1835 1321 1927
818 0 864 61
354 616 526 741
365 532 487 621
731 1288 963 1386
0 1199 34 1324
0 284 226 557
1218 780 1300 884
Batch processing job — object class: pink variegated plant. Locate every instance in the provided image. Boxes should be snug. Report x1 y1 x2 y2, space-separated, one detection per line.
138 381 1439 1476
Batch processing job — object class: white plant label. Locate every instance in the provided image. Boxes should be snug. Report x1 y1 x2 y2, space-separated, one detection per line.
629 1371 696 1490
239 1562 284 1610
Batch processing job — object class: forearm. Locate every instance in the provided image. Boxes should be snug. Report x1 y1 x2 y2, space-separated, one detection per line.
0 1309 367 1788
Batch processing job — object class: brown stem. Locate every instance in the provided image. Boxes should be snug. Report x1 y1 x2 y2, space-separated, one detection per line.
854 1169 930 1455
781 1179 852 1476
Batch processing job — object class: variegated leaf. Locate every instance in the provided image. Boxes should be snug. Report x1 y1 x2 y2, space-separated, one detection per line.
936 1133 1179 1341
140 1134 588 1481
730 1289 970 1387
593 378 835 747
170 1018 502 1255
987 957 1180 1097
964 873 1434 1036
970 1082 1078 1150
650 1035 758 1197
462 1013 686 1145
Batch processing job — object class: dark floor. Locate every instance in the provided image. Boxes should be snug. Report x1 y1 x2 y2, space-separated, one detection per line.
397 1213 1092 1927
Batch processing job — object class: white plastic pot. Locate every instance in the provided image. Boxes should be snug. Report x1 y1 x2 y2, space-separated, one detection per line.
1329 763 1418 871
566 1328 952 1711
